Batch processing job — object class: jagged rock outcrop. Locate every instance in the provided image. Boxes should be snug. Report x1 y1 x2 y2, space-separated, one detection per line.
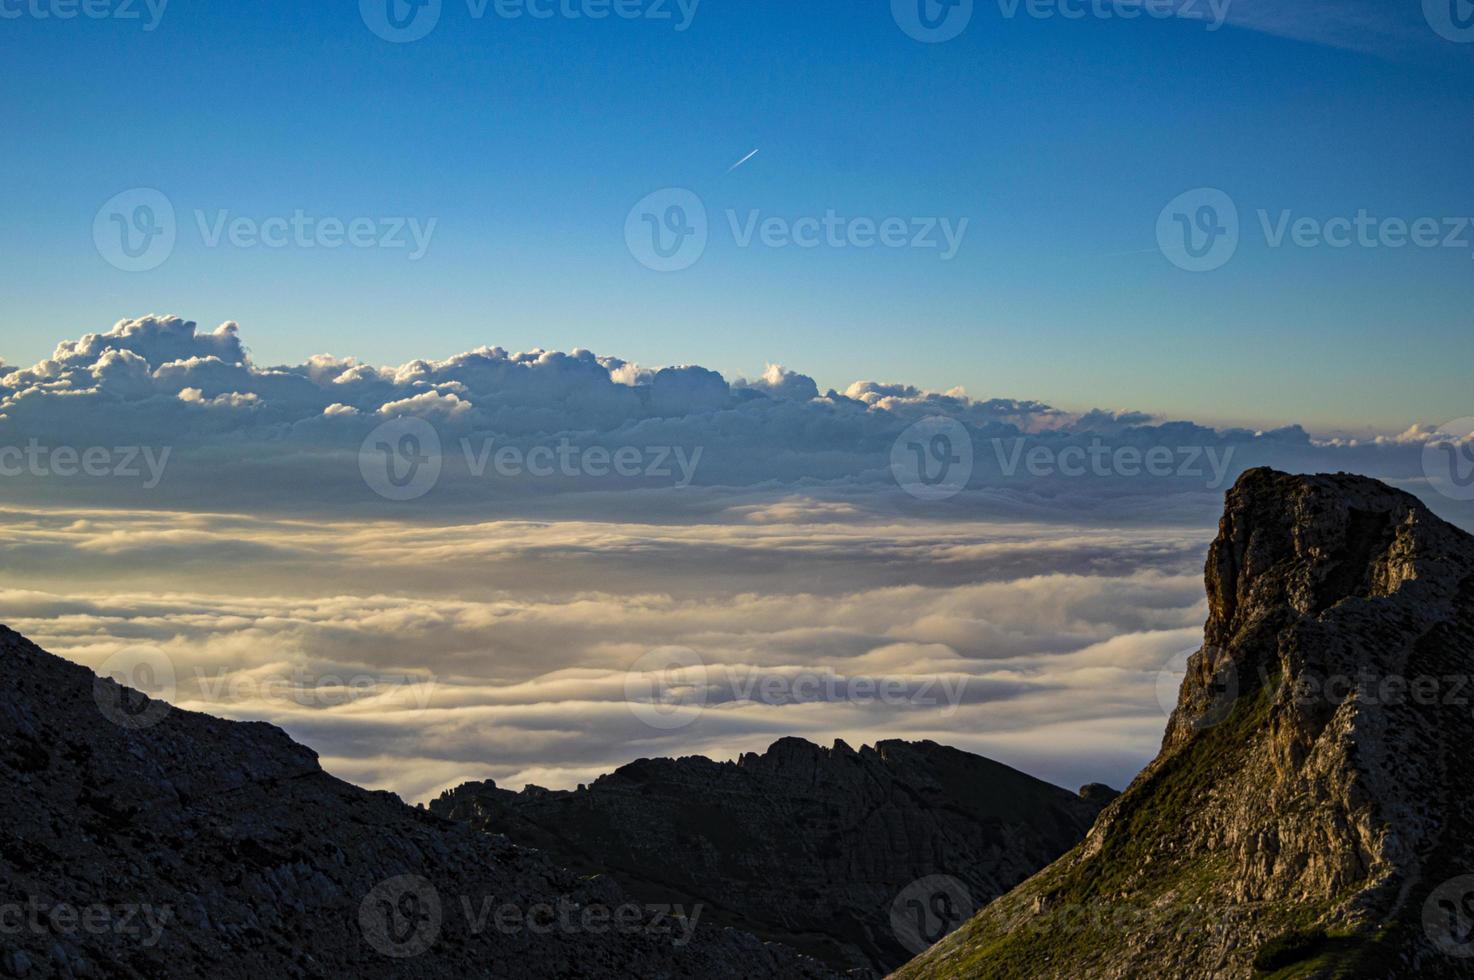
894 469 1474 978
431 736 1113 974
0 628 839 979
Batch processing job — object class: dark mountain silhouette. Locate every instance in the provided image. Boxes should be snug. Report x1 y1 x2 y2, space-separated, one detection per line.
0 628 840 979
430 737 1115 974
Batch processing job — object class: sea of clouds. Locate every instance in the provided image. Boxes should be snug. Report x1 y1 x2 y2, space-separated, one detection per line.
2 315 1469 800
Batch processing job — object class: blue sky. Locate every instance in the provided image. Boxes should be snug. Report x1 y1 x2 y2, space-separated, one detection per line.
3 0 1471 432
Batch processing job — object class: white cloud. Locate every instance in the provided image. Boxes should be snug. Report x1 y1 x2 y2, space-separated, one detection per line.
2 314 1467 528
178 387 261 409
375 390 472 418
0 505 1216 802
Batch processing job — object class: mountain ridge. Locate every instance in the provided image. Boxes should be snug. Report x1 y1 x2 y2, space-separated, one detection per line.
431 734 1115 974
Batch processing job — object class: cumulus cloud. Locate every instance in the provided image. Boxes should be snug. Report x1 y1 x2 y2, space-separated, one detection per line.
735 364 820 402
1 314 1467 526
178 388 261 409
375 389 472 418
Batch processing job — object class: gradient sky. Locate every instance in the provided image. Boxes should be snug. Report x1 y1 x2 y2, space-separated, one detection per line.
3 0 1471 432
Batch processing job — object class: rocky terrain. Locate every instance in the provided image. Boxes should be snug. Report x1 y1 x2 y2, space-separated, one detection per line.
895 468 1474 979
0 627 841 979
431 738 1114 974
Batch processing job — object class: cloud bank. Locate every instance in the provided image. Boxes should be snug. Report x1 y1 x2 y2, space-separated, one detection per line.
5 505 1212 802
2 315 1467 526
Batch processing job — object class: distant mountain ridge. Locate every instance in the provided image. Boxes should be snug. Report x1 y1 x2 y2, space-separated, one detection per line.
895 468 1474 978
431 736 1116 974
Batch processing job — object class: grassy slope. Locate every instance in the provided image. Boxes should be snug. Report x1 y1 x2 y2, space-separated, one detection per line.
894 677 1397 979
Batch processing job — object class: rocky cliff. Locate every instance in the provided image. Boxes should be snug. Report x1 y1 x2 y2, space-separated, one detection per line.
894 468 1474 978
0 628 839 979
431 737 1114 974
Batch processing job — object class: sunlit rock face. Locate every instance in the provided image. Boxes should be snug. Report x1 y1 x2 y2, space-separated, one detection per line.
896 468 1474 979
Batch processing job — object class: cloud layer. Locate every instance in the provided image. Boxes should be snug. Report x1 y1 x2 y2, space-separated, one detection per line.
3 315 1468 526
4 315 1472 802
4 505 1212 802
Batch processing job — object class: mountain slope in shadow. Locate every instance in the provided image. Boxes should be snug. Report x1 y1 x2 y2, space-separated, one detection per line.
0 628 839 979
432 737 1115 974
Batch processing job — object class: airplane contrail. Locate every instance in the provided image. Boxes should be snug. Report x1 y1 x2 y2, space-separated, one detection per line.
725 148 759 173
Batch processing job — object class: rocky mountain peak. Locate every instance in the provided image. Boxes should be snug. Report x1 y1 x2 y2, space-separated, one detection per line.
1169 467 1474 748
1205 468 1464 635
897 469 1474 978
